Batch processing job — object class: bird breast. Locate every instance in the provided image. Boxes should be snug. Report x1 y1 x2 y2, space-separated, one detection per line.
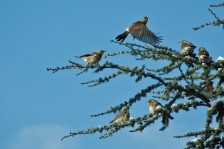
181 47 194 54
149 106 155 114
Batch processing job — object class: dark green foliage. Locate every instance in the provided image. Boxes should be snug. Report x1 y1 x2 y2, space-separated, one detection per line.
47 1 224 148
47 38 224 146
193 8 224 30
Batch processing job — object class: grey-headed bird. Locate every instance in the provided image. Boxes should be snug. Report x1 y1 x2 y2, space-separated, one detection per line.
116 16 162 45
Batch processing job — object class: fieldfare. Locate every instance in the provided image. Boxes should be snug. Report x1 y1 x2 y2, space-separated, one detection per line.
148 99 174 119
110 108 130 124
75 50 105 65
200 81 214 99
116 16 162 45
216 56 224 71
198 47 210 65
179 40 196 56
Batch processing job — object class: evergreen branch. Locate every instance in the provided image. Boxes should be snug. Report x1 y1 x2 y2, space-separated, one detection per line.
129 114 160 132
208 8 221 21
99 62 212 106
131 100 207 133
157 61 180 75
61 120 133 140
210 2 224 7
193 9 224 30
81 71 123 87
174 129 215 139
193 19 224 30
46 63 79 73
47 61 95 74
110 40 148 49
105 51 131 58
90 83 162 117
178 66 191 86
153 44 177 53
62 114 150 140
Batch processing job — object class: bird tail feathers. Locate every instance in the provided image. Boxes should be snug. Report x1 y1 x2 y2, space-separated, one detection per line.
116 31 129 42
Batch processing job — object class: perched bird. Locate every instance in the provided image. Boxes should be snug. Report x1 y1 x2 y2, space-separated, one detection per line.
186 82 213 106
216 56 224 71
200 81 214 99
198 47 210 65
179 40 197 67
116 16 162 45
110 108 130 124
148 99 174 119
179 40 196 56
148 99 162 115
75 50 105 65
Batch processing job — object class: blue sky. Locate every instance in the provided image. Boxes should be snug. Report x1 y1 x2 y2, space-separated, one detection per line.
0 0 223 149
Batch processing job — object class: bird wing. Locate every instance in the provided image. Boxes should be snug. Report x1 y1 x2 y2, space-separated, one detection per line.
110 111 126 123
202 50 209 57
114 111 124 120
129 22 162 45
79 52 96 58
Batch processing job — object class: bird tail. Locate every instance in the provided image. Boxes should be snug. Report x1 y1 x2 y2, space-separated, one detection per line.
74 56 80 58
116 31 129 42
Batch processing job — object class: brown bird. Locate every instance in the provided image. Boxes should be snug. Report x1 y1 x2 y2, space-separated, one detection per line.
179 40 196 56
110 108 130 124
75 50 105 65
116 16 162 45
148 99 174 119
200 81 214 99
179 40 197 67
148 99 162 115
187 82 213 106
198 47 210 65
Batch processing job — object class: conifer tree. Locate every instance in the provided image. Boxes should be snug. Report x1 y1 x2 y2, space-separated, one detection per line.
47 2 224 148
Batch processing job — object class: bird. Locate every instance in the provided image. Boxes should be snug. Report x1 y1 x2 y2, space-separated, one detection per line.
200 81 214 99
74 50 105 65
115 16 162 45
148 99 162 115
216 56 224 71
198 47 210 65
186 82 213 106
148 99 174 119
110 108 130 124
179 40 197 67
179 40 196 56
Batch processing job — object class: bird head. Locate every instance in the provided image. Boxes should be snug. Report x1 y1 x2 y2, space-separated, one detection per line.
148 99 156 106
199 47 206 52
140 16 148 24
179 40 192 46
179 40 185 44
97 50 106 54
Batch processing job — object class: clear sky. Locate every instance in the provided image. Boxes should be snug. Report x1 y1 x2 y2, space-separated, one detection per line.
0 0 223 149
